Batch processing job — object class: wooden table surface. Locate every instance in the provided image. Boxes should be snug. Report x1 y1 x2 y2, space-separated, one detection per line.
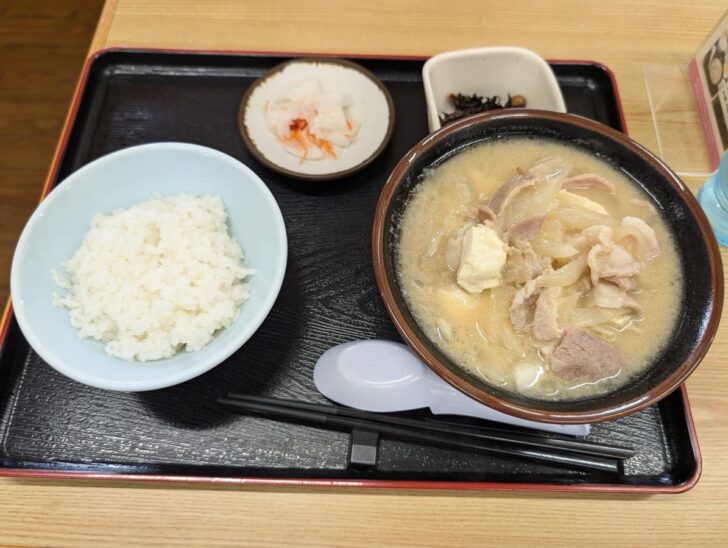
3 1 728 545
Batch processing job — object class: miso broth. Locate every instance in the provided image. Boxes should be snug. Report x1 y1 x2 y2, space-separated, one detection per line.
396 138 683 401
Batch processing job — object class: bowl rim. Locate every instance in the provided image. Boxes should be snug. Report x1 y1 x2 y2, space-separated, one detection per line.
10 142 288 392
372 109 723 424
238 57 396 182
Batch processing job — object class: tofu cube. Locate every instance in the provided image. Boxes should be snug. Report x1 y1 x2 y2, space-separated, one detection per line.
456 225 507 293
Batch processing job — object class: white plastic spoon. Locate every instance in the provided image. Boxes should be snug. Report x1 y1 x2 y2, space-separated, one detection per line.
314 340 590 436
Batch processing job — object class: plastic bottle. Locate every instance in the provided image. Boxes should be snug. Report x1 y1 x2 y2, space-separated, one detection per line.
697 150 728 246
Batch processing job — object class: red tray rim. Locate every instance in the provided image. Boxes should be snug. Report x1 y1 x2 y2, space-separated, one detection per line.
0 47 700 494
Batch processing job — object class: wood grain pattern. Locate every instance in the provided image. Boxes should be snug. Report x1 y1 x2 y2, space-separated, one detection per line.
2 0 728 546
0 57 684 486
0 0 103 306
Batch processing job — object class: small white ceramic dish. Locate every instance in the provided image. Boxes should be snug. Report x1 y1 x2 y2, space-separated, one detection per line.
423 46 567 132
10 142 287 392
240 58 394 180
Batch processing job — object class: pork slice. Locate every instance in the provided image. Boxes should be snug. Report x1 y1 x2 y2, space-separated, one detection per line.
550 329 625 381
595 226 615 247
604 275 639 292
476 203 497 222
522 245 545 278
507 215 546 244
509 302 530 332
509 279 539 331
503 242 544 285
587 243 641 283
561 173 616 193
621 216 660 261
533 287 563 341
590 281 642 314
489 173 536 215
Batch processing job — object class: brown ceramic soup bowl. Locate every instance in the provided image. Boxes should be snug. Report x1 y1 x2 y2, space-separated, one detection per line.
372 110 723 424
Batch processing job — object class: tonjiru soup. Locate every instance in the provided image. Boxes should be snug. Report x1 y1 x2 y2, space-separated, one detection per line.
397 138 683 401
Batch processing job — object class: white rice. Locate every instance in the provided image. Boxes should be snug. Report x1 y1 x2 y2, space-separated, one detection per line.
53 193 253 362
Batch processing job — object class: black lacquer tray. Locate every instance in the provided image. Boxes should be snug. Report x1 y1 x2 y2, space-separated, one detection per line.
0 50 700 492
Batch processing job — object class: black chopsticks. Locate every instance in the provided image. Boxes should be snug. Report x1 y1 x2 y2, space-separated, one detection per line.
219 394 633 474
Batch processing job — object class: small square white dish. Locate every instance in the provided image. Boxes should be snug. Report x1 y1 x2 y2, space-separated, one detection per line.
423 46 567 132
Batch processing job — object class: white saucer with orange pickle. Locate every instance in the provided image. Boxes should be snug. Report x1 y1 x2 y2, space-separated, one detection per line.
239 58 394 181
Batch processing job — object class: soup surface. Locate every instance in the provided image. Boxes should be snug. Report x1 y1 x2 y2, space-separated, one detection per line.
397 138 682 401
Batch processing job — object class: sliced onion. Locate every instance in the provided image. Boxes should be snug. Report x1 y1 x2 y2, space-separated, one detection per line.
532 240 578 259
499 179 561 232
537 257 586 288
540 219 564 242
